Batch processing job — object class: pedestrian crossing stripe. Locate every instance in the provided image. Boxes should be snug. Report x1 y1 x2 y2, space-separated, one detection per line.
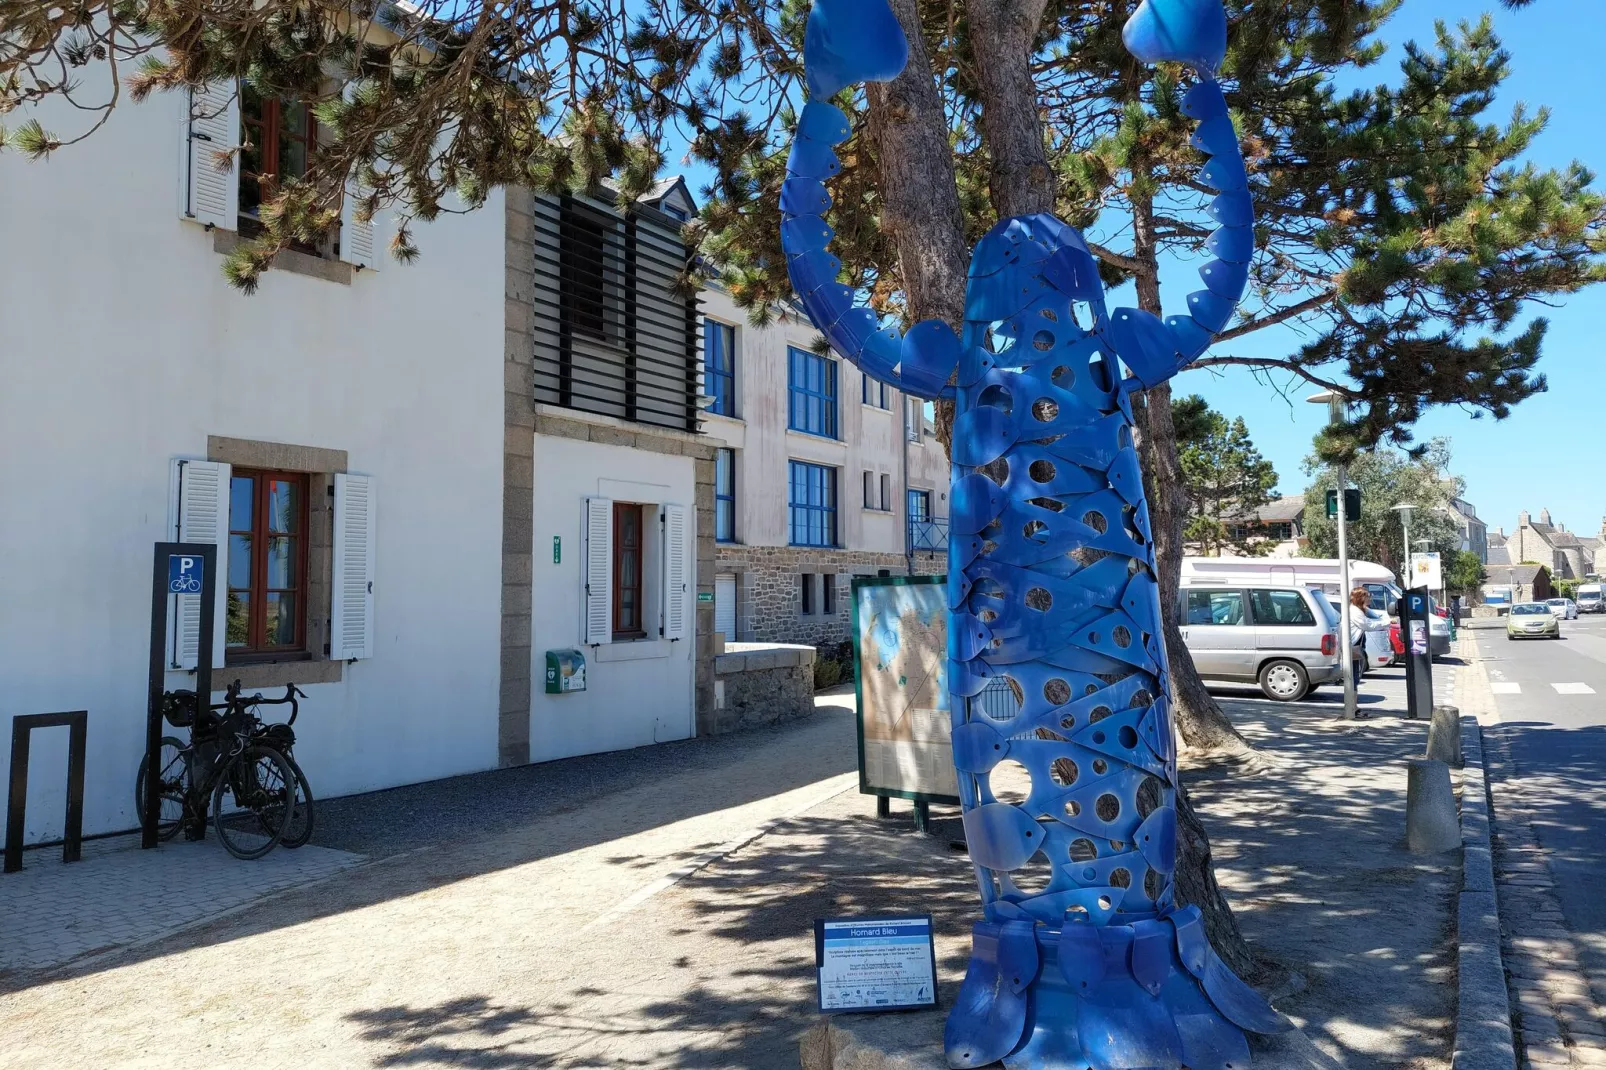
1551 683 1596 695
1490 682 1522 694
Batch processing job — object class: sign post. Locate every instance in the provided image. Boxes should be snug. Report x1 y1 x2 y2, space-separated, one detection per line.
144 542 217 849
1400 586 1434 721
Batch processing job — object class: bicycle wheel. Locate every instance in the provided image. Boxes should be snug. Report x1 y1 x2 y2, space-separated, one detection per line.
211 744 294 860
255 755 315 849
135 736 192 842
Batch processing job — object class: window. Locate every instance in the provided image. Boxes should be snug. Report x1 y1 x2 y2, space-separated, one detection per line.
789 461 838 547
1186 589 1245 626
1249 589 1316 626
861 372 890 409
908 489 931 521
227 470 308 656
863 471 875 509
788 347 838 439
705 320 736 417
880 473 892 511
613 503 646 638
561 201 622 343
801 573 815 615
239 89 316 243
823 575 837 616
715 448 736 543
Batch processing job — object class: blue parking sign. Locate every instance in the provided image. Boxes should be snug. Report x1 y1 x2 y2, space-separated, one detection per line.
168 554 204 595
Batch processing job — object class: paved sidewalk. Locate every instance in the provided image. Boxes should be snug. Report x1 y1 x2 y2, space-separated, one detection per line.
1458 634 1606 1069
0 833 363 978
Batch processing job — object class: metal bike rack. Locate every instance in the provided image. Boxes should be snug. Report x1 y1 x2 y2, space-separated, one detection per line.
4 711 88 873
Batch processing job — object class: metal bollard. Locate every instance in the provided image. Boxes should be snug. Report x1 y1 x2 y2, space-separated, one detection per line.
1406 758 1460 853
1427 704 1463 766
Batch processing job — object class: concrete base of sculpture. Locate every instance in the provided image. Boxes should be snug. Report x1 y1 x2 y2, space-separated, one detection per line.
799 1010 1345 1070
1405 758 1460 854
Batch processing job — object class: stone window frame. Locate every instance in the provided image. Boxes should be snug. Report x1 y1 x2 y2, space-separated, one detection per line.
207 435 346 689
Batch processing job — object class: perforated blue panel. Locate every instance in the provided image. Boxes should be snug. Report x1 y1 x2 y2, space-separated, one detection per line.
784 0 1286 1065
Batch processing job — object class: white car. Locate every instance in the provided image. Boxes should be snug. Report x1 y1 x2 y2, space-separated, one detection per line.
1547 598 1578 620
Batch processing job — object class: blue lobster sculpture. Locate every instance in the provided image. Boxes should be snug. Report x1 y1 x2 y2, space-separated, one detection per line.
781 0 1290 1066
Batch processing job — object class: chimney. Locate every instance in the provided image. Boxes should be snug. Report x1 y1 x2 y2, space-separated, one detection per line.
1540 508 1552 525
1519 511 1531 527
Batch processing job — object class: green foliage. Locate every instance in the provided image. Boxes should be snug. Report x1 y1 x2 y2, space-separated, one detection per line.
1173 395 1279 556
1555 577 1581 600
1300 438 1462 570
1445 550 1486 593
813 656 844 690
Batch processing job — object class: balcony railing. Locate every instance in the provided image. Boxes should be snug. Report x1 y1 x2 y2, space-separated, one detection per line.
908 515 949 554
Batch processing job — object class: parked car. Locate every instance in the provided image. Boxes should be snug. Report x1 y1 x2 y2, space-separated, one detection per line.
1508 602 1561 640
1546 597 1579 620
1425 596 1452 658
1179 584 1343 702
1578 584 1604 614
1322 592 1393 670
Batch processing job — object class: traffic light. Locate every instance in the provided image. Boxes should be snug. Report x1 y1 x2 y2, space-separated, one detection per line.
1325 488 1361 521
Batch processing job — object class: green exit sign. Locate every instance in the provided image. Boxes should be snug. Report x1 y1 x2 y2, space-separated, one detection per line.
1326 488 1361 521
552 536 561 563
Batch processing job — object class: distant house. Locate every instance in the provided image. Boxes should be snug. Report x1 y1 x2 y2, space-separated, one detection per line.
1220 495 1306 557
1509 509 1596 580
1448 496 1489 563
1483 564 1553 605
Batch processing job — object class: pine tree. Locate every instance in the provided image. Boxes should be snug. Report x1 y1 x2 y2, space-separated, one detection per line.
1174 396 1279 557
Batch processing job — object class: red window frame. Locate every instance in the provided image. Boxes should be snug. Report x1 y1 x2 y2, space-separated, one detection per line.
612 503 646 639
239 90 317 240
227 469 309 659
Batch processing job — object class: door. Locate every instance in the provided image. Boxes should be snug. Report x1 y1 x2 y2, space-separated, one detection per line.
1247 588 1321 659
1180 588 1255 679
715 573 737 640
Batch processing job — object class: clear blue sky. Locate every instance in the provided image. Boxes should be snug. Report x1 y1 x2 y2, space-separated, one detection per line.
1171 0 1606 539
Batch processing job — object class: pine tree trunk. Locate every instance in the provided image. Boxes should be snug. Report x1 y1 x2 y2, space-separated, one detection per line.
1127 178 1258 974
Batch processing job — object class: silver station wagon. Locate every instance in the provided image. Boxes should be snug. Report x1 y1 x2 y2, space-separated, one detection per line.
1179 584 1344 702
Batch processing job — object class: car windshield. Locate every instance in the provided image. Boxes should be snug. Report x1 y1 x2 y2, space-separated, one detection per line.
1547 599 1566 606
1513 604 1550 615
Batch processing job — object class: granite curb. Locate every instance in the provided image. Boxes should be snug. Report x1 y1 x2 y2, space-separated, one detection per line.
1451 636 1518 1070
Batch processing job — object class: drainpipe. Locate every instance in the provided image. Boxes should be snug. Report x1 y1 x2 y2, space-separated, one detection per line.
902 392 913 575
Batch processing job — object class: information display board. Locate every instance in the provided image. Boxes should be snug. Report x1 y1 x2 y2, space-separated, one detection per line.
1409 552 1443 592
850 576 959 804
814 914 938 1013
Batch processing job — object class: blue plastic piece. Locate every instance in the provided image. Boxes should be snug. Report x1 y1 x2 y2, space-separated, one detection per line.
779 1 1290 1064
1121 0 1229 73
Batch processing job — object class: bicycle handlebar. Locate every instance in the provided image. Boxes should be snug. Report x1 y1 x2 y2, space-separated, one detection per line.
206 680 301 725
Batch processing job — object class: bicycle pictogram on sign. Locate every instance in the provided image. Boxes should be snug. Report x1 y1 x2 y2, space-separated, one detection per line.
168 554 204 594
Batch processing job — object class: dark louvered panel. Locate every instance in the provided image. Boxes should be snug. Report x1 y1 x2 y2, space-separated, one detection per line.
531 193 700 432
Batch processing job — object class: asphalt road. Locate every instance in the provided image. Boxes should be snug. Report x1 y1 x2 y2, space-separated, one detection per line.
1472 612 1606 993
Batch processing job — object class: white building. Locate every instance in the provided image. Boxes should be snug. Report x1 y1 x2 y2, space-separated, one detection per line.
698 288 948 645
0 79 716 842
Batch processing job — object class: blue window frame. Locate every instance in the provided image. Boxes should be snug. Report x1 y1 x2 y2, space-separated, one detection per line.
788 347 837 438
704 319 736 417
715 448 736 543
789 461 838 547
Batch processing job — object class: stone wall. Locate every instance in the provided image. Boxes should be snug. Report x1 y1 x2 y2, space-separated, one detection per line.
713 545 945 646
710 643 817 734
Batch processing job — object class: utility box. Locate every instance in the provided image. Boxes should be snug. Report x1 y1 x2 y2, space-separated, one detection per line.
544 649 587 694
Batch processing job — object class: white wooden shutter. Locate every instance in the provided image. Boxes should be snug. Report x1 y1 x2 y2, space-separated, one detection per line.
180 83 239 229
173 459 230 670
584 497 614 645
339 179 379 269
662 503 690 640
715 574 737 639
331 474 376 660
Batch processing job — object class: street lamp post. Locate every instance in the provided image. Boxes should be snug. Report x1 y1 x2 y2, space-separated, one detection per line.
1394 503 1415 588
1309 391 1357 720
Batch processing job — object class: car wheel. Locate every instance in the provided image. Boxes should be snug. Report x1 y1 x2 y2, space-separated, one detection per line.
1258 659 1310 702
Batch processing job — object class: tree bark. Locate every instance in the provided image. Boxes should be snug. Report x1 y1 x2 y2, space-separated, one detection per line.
864 0 970 332
1126 175 1258 974
961 0 1055 219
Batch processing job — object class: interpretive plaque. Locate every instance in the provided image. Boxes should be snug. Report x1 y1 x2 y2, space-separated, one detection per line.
814 914 938 1013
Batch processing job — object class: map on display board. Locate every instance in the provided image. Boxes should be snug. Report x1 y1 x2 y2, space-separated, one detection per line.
850 576 960 804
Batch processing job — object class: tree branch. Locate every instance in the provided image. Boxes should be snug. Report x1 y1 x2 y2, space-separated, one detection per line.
1214 290 1337 342
1088 240 1147 275
1188 355 1354 396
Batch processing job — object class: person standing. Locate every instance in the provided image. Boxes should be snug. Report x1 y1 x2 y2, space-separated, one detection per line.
1349 586 1389 690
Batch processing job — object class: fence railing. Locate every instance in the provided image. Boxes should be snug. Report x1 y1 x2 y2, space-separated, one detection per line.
908 516 949 554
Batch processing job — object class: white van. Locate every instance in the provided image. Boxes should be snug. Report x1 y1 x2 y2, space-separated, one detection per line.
1579 583 1604 614
1182 557 1401 612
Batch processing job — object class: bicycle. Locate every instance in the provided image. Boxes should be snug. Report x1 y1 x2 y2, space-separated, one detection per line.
136 682 305 859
